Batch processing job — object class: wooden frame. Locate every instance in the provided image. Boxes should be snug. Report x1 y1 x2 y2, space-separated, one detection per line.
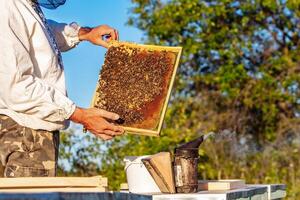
0 176 108 193
91 42 183 136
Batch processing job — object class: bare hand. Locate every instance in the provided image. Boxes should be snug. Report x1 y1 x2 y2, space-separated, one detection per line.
70 107 124 140
78 25 119 48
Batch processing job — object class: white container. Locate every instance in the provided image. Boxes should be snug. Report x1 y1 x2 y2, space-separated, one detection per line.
124 156 161 194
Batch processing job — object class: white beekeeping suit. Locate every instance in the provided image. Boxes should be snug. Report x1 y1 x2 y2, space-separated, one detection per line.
0 0 81 131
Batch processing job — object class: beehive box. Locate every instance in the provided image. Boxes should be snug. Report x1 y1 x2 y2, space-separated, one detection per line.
92 41 182 136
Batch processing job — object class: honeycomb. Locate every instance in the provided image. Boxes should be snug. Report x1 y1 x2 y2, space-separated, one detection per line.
94 43 177 130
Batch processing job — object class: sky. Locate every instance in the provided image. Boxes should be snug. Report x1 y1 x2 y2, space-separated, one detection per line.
44 0 143 108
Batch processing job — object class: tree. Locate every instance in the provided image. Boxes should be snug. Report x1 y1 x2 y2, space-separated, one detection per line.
127 0 300 142
100 0 299 190
59 0 300 198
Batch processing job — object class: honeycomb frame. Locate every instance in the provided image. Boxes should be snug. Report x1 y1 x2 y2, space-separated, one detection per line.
91 41 182 136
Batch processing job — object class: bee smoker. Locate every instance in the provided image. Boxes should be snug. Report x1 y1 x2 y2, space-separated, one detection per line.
174 148 199 193
173 134 212 193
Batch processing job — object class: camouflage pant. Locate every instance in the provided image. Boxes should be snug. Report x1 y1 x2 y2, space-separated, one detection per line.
0 115 59 177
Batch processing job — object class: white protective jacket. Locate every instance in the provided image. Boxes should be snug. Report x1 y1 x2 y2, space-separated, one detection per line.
0 0 80 131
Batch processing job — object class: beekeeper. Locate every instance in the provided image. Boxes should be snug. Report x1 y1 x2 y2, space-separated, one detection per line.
0 0 124 178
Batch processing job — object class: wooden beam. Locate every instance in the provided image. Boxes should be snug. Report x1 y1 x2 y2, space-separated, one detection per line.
0 187 108 193
198 179 246 191
0 176 107 189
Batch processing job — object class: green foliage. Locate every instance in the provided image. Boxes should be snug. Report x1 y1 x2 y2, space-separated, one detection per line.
128 0 300 141
58 130 103 177
59 0 300 198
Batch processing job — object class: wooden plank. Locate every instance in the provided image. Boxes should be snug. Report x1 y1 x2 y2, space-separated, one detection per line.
123 127 159 137
0 176 107 189
108 41 182 52
156 46 182 137
198 179 246 191
0 187 108 193
90 41 183 137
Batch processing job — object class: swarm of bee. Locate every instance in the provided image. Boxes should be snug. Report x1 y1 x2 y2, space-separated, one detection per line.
95 43 176 128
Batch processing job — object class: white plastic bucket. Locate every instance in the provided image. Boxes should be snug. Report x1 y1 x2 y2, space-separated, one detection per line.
124 156 161 194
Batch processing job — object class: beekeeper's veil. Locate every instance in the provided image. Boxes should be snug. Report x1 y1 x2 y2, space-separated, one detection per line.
35 0 66 9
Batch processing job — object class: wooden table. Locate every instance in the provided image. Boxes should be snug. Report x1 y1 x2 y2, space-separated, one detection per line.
0 184 286 200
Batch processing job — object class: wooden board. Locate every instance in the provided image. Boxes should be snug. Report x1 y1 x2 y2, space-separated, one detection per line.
91 41 182 136
0 187 108 193
198 179 246 191
0 176 107 189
